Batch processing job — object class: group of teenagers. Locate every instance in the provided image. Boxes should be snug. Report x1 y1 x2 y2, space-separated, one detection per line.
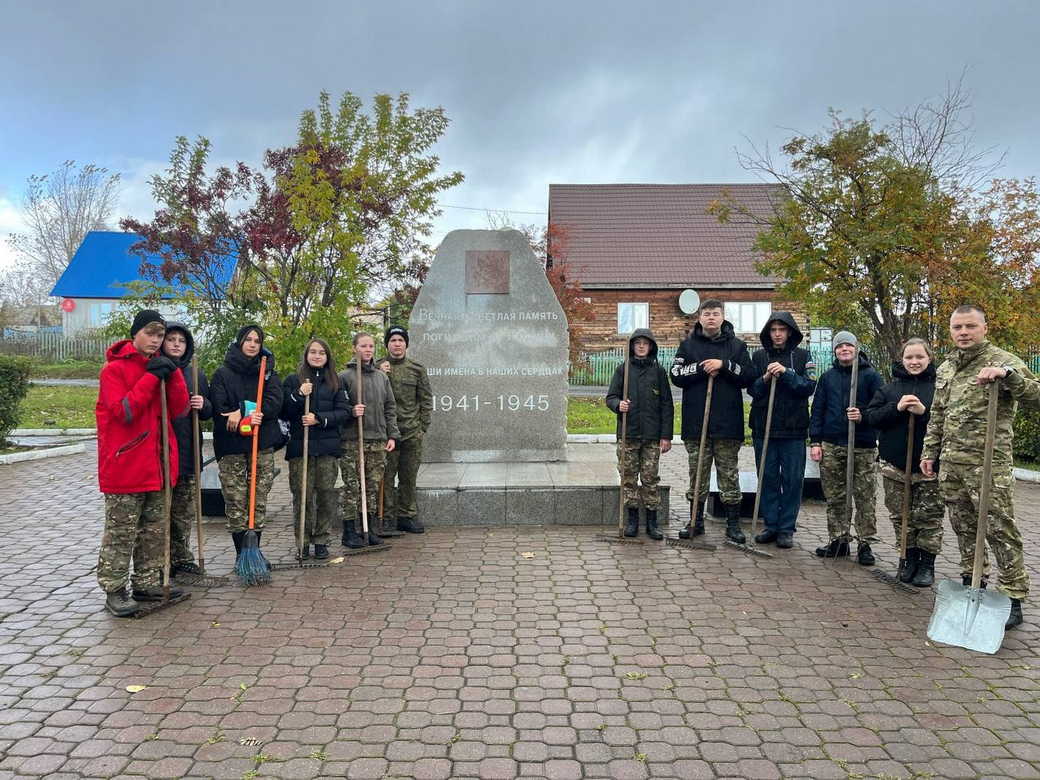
607 299 1039 629
95 309 431 617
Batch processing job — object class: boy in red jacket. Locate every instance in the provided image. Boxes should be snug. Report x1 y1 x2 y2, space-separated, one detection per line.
96 310 189 616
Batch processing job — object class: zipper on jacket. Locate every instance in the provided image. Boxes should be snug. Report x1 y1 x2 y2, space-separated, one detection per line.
116 431 149 457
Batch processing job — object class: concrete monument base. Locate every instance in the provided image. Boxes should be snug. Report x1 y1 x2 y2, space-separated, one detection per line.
414 444 670 526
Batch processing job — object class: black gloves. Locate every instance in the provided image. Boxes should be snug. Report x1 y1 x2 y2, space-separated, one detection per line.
146 356 177 380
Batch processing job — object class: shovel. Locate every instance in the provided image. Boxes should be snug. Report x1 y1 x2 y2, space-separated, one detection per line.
667 374 717 552
927 382 1011 654
601 355 642 544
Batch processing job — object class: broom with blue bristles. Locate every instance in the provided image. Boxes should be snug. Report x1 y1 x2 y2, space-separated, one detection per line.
236 354 272 586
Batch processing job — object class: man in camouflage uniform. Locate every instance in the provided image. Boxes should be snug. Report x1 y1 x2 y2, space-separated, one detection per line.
606 328 674 540
381 326 432 533
922 305 1040 629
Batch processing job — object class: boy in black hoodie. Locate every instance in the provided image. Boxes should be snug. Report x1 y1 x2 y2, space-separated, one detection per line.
748 312 816 549
161 323 213 575
605 328 674 540
669 300 754 542
808 331 883 564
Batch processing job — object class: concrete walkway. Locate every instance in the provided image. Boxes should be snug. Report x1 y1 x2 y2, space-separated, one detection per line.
1 446 1038 778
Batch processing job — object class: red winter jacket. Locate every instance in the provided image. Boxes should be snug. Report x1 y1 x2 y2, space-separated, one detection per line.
96 340 189 494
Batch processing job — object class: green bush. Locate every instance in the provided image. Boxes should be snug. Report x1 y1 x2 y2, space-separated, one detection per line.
1014 406 1040 464
0 356 33 444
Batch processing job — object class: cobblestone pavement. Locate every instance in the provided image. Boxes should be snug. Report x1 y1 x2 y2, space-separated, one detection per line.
1 446 1039 779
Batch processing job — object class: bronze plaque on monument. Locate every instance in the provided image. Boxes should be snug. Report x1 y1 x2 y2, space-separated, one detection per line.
465 250 510 294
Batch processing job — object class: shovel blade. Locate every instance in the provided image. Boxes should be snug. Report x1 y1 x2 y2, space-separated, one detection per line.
927 579 1012 654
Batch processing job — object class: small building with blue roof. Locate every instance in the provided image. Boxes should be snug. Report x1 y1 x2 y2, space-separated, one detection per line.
50 231 236 335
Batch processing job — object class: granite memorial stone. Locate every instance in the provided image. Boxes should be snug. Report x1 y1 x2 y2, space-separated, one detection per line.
410 229 568 462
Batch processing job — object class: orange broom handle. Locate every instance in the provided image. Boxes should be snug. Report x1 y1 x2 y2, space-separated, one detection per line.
247 356 267 531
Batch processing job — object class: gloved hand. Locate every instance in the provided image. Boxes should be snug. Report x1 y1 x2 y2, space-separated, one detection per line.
146 355 177 380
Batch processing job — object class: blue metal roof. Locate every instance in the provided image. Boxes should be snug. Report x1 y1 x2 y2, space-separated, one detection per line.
50 231 237 299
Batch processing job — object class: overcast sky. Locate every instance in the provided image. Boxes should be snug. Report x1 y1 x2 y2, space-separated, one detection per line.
1 1 1038 270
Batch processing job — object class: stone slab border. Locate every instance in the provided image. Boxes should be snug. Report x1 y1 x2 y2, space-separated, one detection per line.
0 442 86 465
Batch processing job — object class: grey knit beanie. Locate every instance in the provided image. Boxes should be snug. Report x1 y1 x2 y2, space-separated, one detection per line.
832 330 858 351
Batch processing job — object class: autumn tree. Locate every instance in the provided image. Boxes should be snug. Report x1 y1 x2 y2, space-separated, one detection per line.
710 82 1038 361
5 160 120 307
122 91 463 371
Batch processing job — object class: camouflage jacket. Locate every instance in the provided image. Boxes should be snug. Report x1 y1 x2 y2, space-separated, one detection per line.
921 341 1040 467
387 355 432 441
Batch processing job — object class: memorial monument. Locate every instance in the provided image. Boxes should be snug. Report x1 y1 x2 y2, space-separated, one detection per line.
409 229 670 526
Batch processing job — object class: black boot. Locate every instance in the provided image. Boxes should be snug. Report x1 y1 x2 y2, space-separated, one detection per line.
755 528 778 544
679 505 705 539
313 544 329 560
815 538 850 558
724 504 745 544
911 551 935 587
962 575 988 589
397 517 425 534
231 531 245 563
645 509 663 541
898 547 920 583
856 543 875 567
105 588 140 617
299 544 311 560
365 516 384 546
624 507 639 537
343 518 365 549
1006 598 1023 629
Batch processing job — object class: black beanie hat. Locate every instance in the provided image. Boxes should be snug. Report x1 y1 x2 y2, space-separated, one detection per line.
130 309 165 338
236 324 265 349
385 325 409 346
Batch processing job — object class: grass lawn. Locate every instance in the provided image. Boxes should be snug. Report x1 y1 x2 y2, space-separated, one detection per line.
17 385 97 429
30 359 103 379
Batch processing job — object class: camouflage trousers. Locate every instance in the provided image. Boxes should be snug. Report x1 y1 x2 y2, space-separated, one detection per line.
685 438 741 508
940 461 1029 600
340 440 387 533
169 474 198 566
616 439 663 509
218 449 276 532
881 472 944 554
288 455 338 546
383 435 422 521
97 491 165 593
819 443 878 543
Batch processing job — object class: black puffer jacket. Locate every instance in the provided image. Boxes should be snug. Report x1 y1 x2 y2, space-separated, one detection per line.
808 351 883 449
163 322 212 476
863 362 936 472
605 328 674 441
669 320 753 441
748 312 816 440
210 334 284 458
280 370 351 460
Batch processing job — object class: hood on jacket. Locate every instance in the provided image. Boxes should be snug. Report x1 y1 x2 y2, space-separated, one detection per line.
162 321 196 368
890 361 937 383
344 358 377 373
628 327 659 362
223 341 276 376
758 311 803 351
692 320 737 342
106 339 140 362
831 349 874 371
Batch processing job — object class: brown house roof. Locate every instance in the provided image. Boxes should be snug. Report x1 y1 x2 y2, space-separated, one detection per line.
547 183 784 288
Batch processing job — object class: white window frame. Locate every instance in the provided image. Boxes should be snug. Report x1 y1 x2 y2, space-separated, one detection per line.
617 302 649 335
724 301 772 334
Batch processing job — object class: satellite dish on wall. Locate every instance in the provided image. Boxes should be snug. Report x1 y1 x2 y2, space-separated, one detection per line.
678 289 700 314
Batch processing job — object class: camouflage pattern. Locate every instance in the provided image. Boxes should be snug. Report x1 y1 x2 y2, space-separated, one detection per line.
384 435 422 522
288 455 338 546
218 448 276 532
169 474 197 566
922 341 1040 468
819 442 879 543
940 461 1029 600
97 491 165 593
880 472 944 554
684 438 741 507
616 440 663 509
387 356 432 441
340 440 388 533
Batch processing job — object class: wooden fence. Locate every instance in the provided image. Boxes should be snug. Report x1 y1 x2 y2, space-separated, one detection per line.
0 333 107 362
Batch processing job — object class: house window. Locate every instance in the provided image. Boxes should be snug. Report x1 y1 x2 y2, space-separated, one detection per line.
88 302 113 328
617 302 649 335
725 301 772 334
